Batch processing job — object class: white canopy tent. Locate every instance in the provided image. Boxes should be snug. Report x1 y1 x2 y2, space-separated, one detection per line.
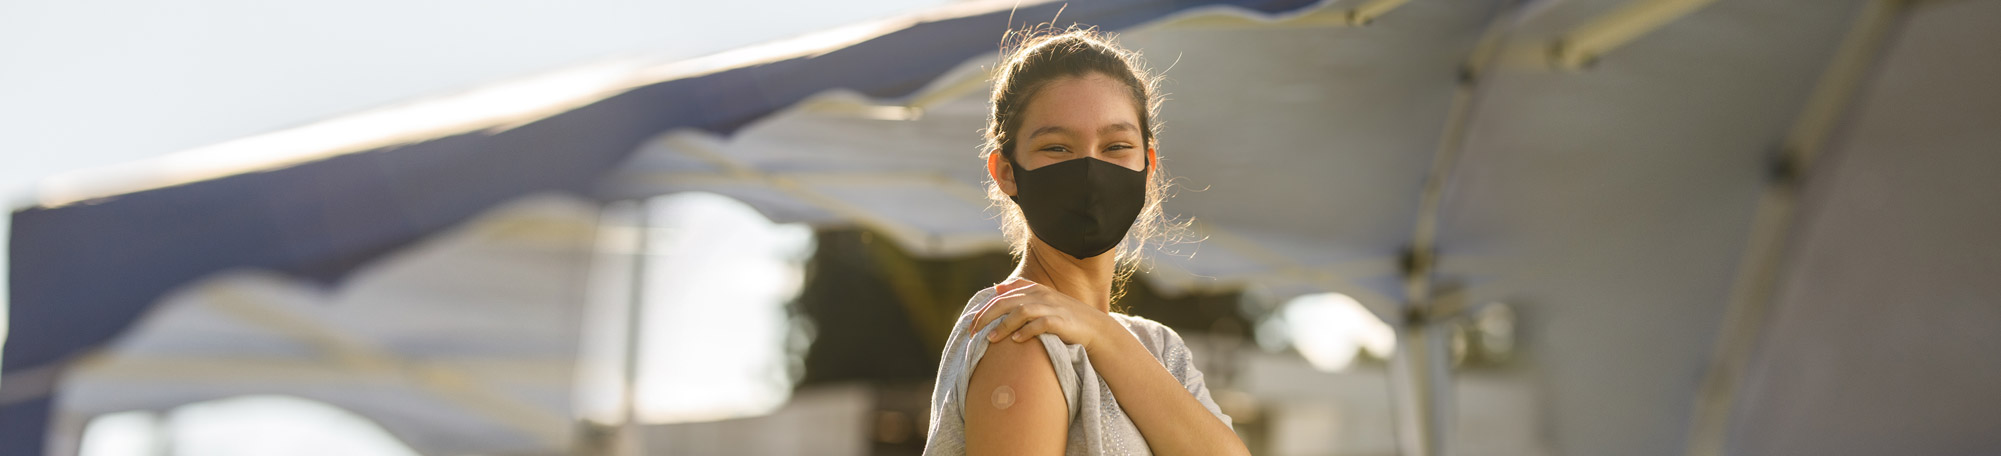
16 0 2000 454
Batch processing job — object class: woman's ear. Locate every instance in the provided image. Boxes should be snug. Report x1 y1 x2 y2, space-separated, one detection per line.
1146 147 1158 177
988 151 1018 196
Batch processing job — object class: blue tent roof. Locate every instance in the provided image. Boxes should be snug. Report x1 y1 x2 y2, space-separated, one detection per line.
0 0 1324 452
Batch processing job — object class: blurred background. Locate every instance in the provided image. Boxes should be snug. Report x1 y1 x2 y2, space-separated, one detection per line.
3 0 1997 455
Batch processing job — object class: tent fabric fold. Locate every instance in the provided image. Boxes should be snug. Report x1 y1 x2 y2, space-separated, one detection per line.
0 1 1325 453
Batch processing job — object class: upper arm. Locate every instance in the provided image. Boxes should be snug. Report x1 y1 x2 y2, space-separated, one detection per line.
965 336 1068 455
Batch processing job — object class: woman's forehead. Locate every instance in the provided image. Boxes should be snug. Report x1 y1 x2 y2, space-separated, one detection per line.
1019 74 1141 136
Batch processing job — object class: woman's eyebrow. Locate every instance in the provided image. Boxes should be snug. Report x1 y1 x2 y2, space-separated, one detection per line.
1099 122 1138 135
1027 125 1070 139
1027 122 1138 139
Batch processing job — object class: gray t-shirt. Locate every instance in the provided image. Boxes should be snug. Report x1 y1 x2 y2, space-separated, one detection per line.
921 286 1232 455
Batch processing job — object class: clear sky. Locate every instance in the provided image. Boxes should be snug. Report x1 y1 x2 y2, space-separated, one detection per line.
0 0 952 200
0 0 957 378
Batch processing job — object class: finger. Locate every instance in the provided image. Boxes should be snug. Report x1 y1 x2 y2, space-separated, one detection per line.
983 285 1034 313
968 301 994 334
1008 317 1055 342
972 282 1048 332
970 295 1022 336
985 299 1042 342
971 284 1027 323
994 276 1040 296
969 285 1035 332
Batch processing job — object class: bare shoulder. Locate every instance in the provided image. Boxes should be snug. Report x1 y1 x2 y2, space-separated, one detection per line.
964 336 1068 455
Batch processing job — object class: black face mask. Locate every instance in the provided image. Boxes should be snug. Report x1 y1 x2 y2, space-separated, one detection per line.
1008 154 1149 260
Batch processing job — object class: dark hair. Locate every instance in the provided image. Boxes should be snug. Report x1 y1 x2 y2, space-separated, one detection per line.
981 27 1189 305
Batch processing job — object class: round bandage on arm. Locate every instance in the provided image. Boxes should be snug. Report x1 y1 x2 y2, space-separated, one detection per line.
991 385 1016 410
962 327 1068 453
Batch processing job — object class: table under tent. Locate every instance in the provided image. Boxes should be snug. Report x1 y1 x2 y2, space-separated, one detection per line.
6 0 1999 455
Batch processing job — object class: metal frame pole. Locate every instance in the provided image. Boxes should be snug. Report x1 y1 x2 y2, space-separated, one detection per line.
615 199 652 456
1681 2 1914 455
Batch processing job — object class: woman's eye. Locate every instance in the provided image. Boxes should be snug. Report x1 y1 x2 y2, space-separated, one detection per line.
1040 146 1071 153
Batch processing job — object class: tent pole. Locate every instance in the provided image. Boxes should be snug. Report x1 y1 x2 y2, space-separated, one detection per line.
1681 2 1913 455
1389 303 1453 456
1387 2 1542 453
1550 0 1722 69
615 199 652 456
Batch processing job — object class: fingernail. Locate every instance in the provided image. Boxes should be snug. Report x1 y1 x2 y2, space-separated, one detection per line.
1012 334 1024 342
986 333 997 342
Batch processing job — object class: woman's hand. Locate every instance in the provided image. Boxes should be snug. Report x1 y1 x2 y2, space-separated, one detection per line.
969 276 1252 456
967 277 1120 350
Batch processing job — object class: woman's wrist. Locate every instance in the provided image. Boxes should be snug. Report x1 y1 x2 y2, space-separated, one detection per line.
1082 312 1134 355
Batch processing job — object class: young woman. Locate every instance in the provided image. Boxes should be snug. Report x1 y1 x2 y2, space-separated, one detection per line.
921 29 1249 456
